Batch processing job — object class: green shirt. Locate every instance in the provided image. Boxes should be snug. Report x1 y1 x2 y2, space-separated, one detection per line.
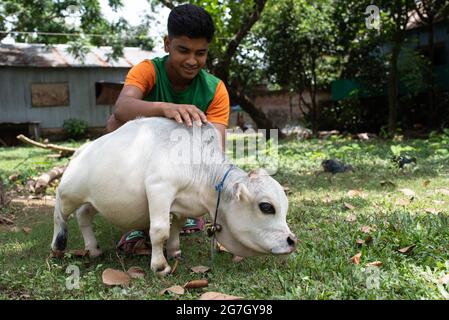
144 55 220 113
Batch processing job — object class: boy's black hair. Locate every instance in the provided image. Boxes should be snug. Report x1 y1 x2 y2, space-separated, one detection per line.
167 4 215 43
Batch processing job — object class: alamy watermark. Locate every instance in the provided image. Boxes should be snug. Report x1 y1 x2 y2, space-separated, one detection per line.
365 5 381 30
65 265 80 290
167 125 279 175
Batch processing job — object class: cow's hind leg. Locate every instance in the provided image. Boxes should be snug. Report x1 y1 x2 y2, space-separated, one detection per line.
76 203 102 258
166 214 187 260
51 191 77 253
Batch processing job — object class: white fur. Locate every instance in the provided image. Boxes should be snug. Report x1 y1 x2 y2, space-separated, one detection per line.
51 117 296 276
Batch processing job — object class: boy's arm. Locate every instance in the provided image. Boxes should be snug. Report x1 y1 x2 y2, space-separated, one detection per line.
113 85 208 127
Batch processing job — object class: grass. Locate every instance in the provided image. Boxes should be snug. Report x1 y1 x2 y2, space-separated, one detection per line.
1 133 449 300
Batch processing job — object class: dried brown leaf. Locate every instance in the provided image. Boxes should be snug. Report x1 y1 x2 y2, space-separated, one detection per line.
345 214 357 223
356 239 365 245
399 188 416 197
396 198 411 206
347 190 362 198
366 261 383 267
424 208 439 214
127 266 146 279
184 279 209 289
102 268 130 287
22 227 32 234
344 202 355 211
160 285 185 295
360 226 375 234
191 266 210 274
398 245 416 254
70 249 88 257
232 256 244 263
350 252 362 265
199 292 243 300
423 180 431 187
0 216 14 225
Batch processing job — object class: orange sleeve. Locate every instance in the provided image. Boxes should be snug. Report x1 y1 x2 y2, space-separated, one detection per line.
206 80 230 127
124 60 156 95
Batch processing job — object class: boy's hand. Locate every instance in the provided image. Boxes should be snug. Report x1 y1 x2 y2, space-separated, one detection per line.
163 103 208 127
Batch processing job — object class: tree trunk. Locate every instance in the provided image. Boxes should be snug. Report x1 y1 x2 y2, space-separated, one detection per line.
388 43 401 135
227 85 285 139
427 18 436 129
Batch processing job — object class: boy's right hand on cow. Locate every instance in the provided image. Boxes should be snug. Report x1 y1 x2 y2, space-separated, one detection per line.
163 103 208 127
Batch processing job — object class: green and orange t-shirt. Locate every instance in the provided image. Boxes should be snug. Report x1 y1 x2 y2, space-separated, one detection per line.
124 55 230 126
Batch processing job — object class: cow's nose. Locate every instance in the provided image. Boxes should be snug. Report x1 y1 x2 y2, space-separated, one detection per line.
287 234 298 247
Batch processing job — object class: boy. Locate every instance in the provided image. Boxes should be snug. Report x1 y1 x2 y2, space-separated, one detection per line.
107 4 230 238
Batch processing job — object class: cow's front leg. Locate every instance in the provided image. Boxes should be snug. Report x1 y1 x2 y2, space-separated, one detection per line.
167 214 187 260
146 183 176 276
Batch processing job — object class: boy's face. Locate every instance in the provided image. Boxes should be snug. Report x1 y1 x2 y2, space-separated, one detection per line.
164 35 209 81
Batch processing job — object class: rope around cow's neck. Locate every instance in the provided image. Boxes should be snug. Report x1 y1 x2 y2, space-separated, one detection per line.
210 164 235 262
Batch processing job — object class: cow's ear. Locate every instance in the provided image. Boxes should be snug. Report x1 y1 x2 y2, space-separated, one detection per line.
233 183 252 201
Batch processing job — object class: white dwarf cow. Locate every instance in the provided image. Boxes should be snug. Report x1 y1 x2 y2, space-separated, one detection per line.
51 117 297 276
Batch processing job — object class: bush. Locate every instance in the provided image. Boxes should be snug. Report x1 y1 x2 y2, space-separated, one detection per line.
63 119 88 139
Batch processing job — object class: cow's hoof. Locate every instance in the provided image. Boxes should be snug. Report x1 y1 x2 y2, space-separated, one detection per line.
168 250 183 261
153 265 172 277
88 247 103 258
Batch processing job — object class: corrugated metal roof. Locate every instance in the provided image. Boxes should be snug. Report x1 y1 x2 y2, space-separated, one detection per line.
0 43 165 68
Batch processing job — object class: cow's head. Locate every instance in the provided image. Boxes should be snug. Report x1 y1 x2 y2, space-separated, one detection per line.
216 168 297 257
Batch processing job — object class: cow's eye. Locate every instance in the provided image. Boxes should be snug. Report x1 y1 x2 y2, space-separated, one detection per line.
259 202 275 214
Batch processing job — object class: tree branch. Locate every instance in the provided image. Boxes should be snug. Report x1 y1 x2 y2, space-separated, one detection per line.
158 0 175 9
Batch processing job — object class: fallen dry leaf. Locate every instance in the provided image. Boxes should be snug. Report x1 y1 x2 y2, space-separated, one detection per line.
366 261 382 267
184 279 209 289
232 255 244 263
433 200 445 205
399 188 416 197
199 292 243 300
356 239 365 245
360 226 375 234
8 173 20 182
437 189 449 197
127 266 145 279
102 268 130 287
160 285 185 295
424 208 439 214
191 266 210 274
347 190 362 198
350 253 362 265
217 243 229 253
283 186 291 195
438 274 449 285
345 215 357 223
344 202 355 211
50 250 64 258
22 227 32 234
423 180 431 187
0 216 14 225
70 249 88 257
398 245 416 254
396 198 411 206
380 180 396 188
9 226 20 233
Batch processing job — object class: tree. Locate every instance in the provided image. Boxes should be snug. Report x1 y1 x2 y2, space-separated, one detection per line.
153 0 280 136
258 0 338 133
413 0 449 128
0 0 154 60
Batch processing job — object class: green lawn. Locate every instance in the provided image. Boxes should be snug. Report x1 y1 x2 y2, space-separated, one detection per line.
1 133 449 300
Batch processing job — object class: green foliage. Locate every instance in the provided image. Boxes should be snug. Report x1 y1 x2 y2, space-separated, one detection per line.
0 0 154 61
63 118 88 139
